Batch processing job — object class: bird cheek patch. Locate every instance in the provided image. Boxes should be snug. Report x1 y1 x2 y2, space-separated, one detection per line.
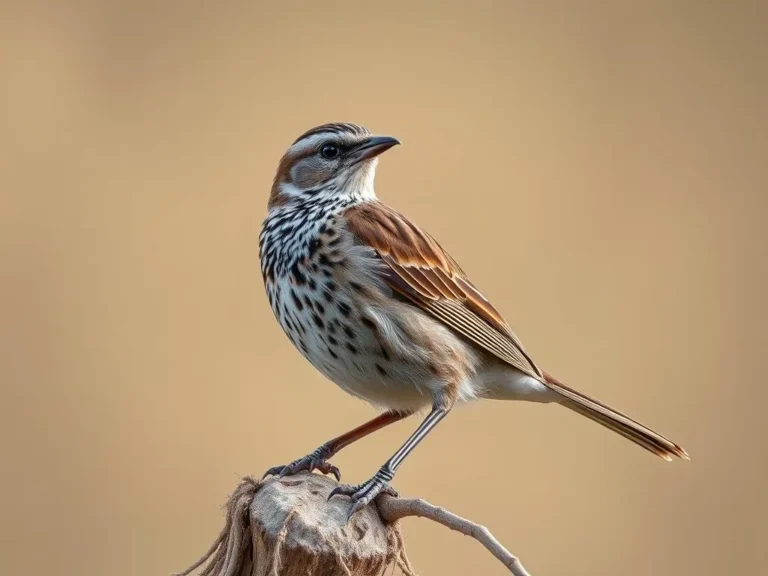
292 158 333 190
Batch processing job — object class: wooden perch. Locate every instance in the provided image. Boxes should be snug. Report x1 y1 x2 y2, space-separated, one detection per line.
176 472 530 576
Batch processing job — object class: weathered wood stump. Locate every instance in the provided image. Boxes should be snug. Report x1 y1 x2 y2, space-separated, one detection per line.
176 473 412 576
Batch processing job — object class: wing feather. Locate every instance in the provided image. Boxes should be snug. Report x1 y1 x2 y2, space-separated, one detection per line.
344 201 542 379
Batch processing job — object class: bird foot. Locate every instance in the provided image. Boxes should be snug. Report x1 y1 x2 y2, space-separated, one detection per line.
327 467 397 520
262 446 340 481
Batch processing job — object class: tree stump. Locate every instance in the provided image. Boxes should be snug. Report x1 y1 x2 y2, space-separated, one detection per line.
176 473 413 576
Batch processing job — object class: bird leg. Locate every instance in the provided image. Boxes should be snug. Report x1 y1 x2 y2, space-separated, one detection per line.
329 404 451 520
263 410 408 481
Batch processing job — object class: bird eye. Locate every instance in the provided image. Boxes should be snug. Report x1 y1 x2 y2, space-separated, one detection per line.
320 144 339 159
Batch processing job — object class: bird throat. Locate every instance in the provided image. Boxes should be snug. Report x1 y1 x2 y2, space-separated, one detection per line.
259 193 361 283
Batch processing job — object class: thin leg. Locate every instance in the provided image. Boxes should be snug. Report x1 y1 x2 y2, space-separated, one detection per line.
263 410 409 480
329 404 450 519
326 411 408 455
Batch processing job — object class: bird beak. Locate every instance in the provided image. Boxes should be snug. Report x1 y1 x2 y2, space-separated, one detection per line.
350 136 401 164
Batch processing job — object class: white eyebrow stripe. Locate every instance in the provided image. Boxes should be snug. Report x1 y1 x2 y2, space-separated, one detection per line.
289 133 333 155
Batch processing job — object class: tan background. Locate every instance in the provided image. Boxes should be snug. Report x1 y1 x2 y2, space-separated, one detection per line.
2 1 766 574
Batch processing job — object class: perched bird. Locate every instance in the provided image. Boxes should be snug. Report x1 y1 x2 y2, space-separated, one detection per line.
259 122 688 518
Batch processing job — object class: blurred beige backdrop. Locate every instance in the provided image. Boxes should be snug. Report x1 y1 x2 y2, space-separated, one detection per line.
1 1 766 574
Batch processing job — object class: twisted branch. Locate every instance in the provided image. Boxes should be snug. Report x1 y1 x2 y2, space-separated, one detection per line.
377 495 530 575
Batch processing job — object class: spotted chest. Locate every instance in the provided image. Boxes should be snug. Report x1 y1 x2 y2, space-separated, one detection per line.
261 209 478 411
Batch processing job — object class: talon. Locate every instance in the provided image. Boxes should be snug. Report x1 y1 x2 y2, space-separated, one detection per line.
264 451 341 482
328 472 393 519
314 460 342 481
347 499 366 521
381 485 398 498
327 485 349 502
262 466 282 479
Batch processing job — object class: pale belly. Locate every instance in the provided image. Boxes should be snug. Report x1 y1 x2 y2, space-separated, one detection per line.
266 268 444 411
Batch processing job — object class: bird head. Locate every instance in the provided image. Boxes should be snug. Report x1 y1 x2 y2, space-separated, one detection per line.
269 123 400 208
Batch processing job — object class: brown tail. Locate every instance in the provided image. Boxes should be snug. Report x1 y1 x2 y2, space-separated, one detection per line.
542 372 689 461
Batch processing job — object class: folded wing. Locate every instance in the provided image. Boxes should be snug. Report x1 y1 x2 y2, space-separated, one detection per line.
343 201 542 380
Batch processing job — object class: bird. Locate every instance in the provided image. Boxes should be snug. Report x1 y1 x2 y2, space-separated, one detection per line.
259 122 688 518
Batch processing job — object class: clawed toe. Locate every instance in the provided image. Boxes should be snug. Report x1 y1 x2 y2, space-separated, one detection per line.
327 483 356 501
381 485 398 498
262 449 340 481
327 467 396 521
310 459 341 481
262 464 285 479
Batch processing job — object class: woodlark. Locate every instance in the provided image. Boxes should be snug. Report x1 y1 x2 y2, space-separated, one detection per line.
259 122 688 518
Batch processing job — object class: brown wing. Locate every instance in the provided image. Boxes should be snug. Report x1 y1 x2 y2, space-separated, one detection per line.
344 201 543 379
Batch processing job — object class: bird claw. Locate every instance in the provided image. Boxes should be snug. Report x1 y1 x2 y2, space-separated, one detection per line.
327 469 397 521
311 459 342 481
262 450 340 481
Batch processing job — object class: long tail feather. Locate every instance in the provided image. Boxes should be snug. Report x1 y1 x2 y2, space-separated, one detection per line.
543 372 689 461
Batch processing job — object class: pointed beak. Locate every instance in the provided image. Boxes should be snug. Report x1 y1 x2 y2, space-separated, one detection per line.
350 135 401 164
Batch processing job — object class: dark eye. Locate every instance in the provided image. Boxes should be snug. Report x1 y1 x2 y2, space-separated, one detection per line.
320 144 339 159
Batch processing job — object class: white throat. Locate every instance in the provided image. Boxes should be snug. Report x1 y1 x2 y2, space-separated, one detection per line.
342 157 378 201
